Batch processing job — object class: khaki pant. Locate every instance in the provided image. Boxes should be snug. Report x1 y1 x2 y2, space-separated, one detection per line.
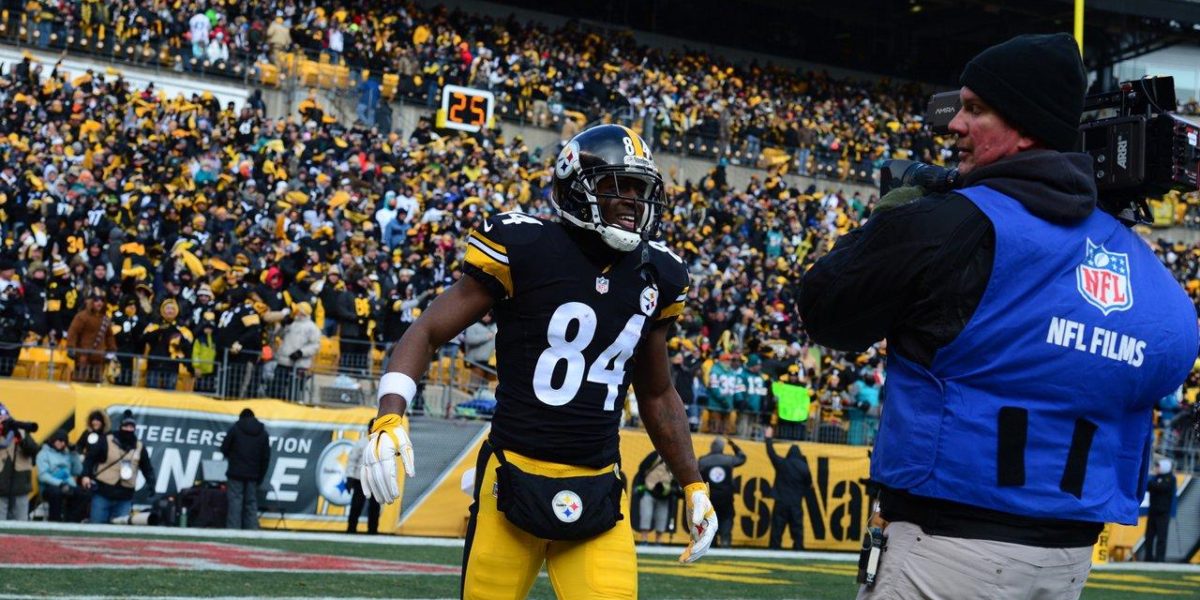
857 521 1092 600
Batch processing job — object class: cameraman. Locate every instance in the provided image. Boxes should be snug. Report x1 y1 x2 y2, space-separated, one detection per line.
799 34 1198 599
0 405 39 521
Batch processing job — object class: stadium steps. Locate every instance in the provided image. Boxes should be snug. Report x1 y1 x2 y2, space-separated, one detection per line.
1172 476 1200 562
401 418 488 513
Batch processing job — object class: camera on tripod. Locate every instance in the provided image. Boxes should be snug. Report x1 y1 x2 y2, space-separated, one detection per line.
881 76 1200 225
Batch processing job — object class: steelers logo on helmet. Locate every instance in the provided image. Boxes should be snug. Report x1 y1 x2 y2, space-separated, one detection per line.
551 124 665 252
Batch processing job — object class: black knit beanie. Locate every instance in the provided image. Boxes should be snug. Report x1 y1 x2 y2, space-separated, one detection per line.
960 33 1086 152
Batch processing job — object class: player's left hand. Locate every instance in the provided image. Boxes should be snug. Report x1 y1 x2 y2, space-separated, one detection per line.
361 414 415 505
679 482 718 563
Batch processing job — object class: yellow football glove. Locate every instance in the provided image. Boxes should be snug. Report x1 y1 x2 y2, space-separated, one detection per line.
360 414 415 505
679 482 718 563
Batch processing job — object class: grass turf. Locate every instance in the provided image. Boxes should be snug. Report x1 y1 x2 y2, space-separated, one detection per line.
1 528 1196 599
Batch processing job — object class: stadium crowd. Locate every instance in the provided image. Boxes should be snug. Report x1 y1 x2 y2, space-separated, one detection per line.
0 2 1194 449
7 0 948 182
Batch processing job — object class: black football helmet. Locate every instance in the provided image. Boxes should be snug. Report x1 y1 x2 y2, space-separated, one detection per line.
551 124 664 252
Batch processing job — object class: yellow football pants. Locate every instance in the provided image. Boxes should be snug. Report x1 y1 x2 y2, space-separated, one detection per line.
461 444 637 600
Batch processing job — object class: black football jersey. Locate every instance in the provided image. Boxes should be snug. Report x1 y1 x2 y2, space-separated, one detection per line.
463 212 689 467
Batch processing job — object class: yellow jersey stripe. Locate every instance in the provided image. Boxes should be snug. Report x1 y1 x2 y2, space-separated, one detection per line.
465 245 514 297
467 236 509 265
621 125 644 157
469 230 508 256
658 301 685 320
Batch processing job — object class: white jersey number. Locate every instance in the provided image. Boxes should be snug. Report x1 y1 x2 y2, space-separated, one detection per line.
532 302 645 410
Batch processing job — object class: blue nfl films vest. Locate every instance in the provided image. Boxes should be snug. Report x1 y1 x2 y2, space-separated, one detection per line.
873 184 1198 525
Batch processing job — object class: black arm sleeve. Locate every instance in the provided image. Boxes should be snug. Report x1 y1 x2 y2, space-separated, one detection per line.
799 194 993 366
729 441 747 467
765 438 780 467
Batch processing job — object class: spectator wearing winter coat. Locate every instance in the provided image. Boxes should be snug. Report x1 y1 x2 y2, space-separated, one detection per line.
462 313 497 365
383 210 410 250
82 410 155 524
74 410 108 455
220 408 271 529
273 302 321 401
36 430 85 521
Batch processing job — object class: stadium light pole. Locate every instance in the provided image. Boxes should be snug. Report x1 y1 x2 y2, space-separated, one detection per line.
1074 0 1084 57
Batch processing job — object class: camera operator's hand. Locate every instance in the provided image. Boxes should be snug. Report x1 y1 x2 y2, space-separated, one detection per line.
876 185 924 214
869 509 889 531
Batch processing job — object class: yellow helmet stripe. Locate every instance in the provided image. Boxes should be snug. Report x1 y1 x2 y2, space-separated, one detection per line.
621 125 644 158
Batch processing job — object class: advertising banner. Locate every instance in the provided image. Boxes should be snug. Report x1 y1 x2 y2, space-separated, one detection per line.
0 382 395 532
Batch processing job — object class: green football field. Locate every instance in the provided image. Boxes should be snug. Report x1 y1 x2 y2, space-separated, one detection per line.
0 524 1196 599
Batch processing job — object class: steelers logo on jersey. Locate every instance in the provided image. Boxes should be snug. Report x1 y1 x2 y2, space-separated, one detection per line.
707 466 726 484
640 285 658 316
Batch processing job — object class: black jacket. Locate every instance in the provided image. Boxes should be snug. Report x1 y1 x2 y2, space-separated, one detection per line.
1147 473 1176 516
698 441 746 502
765 438 812 504
220 414 271 482
799 150 1096 367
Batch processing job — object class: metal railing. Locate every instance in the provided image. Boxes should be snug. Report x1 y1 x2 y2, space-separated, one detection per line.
1156 415 1200 474
0 339 497 413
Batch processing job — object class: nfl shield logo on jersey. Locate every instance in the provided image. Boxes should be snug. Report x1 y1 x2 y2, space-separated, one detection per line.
595 276 609 294
1077 238 1133 315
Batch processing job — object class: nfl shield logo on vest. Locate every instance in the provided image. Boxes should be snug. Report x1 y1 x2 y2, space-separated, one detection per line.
1077 239 1133 315
595 276 609 294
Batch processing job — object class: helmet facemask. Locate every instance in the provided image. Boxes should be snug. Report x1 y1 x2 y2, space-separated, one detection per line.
558 165 664 252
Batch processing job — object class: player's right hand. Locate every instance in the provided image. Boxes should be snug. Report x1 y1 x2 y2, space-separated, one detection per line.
361 414 415 505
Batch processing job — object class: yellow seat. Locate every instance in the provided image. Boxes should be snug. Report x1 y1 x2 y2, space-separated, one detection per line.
370 348 386 376
382 73 399 99
454 357 470 387
314 336 339 371
258 62 280 87
298 62 320 87
277 52 296 74
334 66 351 89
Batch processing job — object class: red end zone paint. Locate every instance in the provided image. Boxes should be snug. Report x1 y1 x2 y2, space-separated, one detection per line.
0 535 460 574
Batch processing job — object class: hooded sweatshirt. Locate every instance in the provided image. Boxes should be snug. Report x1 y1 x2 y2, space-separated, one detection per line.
799 151 1096 367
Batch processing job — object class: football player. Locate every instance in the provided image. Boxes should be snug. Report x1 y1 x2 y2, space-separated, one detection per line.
362 124 717 599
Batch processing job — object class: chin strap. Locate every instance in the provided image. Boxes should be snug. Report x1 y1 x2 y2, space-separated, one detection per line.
636 241 659 286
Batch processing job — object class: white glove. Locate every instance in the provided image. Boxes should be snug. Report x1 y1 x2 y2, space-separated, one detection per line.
360 414 415 505
679 482 718 563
